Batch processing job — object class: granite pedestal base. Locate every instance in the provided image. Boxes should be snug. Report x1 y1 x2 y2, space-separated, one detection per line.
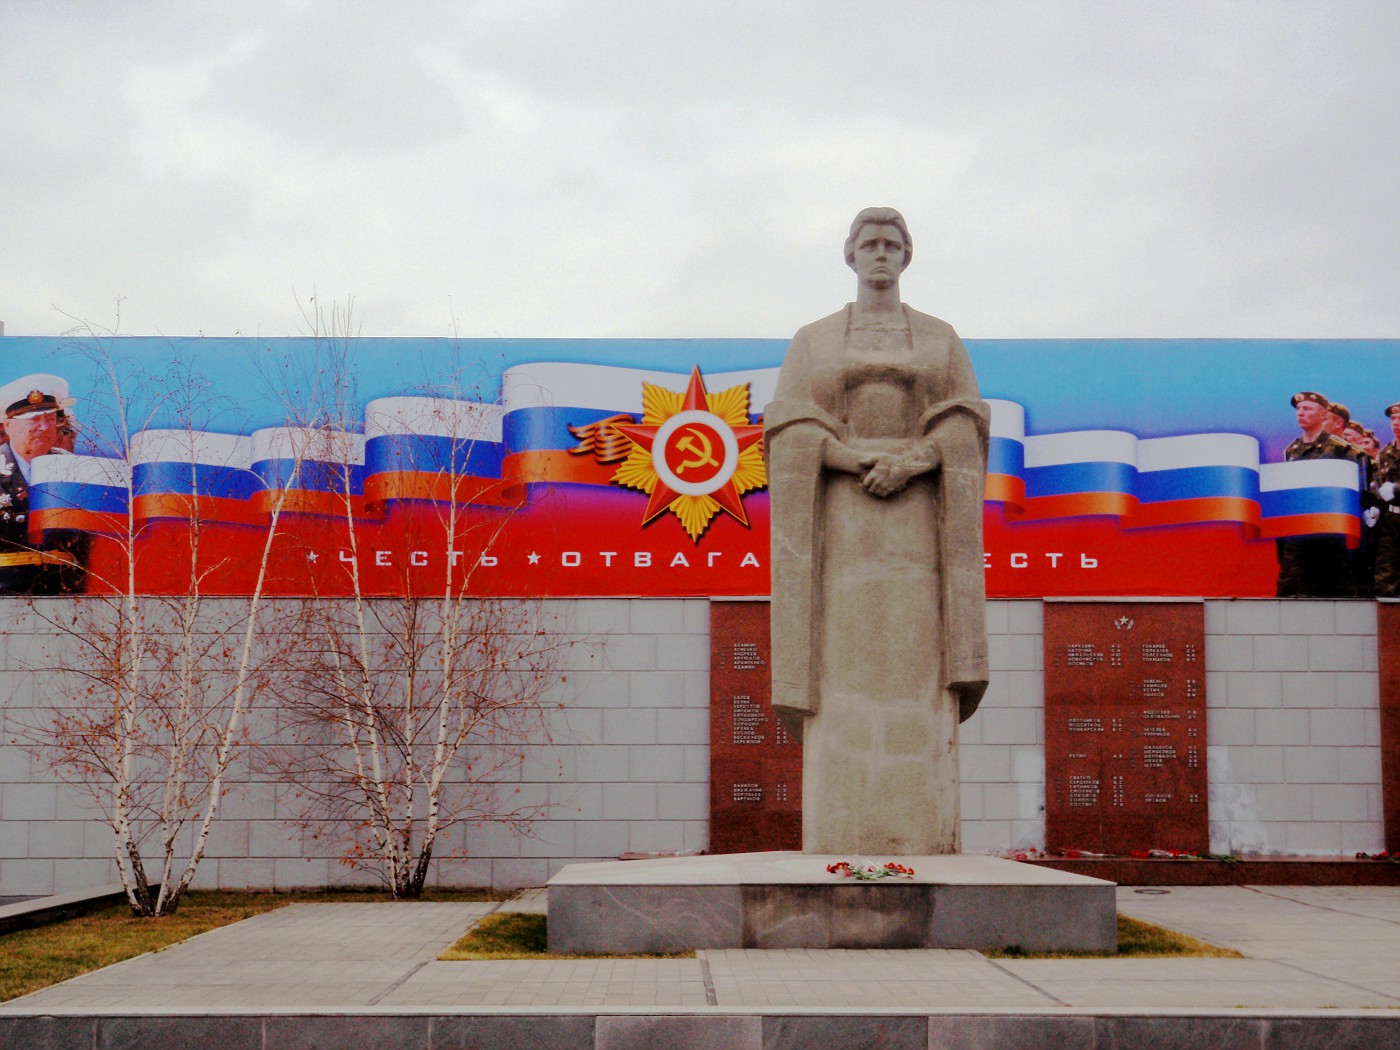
546 852 1116 954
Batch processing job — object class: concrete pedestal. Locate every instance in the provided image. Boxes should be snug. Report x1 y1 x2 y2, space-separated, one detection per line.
547 852 1116 954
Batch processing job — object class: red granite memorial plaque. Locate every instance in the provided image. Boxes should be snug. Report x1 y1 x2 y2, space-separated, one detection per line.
708 600 801 853
1379 603 1400 853
1044 601 1208 855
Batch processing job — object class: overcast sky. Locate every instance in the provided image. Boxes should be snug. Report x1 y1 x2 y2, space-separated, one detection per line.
2 0 1397 341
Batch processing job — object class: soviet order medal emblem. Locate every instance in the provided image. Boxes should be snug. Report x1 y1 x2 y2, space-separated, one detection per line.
567 366 765 540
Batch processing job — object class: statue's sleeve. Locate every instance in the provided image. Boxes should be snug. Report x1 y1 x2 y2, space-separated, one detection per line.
924 331 991 721
764 328 837 720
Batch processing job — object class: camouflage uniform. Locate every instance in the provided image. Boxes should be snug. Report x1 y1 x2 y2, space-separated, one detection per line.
1275 432 1357 598
0 443 89 595
1374 441 1400 597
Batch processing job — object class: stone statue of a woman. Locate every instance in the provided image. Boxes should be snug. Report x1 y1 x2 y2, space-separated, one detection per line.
765 207 989 855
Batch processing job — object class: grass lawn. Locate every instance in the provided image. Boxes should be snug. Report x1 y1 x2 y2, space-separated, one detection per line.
0 888 497 1003
984 914 1243 959
442 912 1237 961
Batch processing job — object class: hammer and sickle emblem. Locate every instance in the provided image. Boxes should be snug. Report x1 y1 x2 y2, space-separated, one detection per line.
674 427 720 474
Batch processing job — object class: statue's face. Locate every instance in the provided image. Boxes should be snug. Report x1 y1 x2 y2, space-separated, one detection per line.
850 223 907 290
6 409 58 462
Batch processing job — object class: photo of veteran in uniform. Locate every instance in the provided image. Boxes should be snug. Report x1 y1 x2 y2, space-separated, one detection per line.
1275 391 1357 597
1372 402 1400 598
0 374 90 595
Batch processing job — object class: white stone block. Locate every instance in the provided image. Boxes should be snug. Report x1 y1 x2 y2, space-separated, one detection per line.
1280 672 1336 708
571 670 631 707
0 783 57 821
601 635 659 671
1308 708 1367 747
1336 746 1382 785
602 783 657 820
961 820 1012 852
1253 636 1307 672
1222 670 1281 708
1279 601 1335 635
984 601 1010 634
0 858 54 896
491 858 550 889
629 599 688 635
575 820 629 859
682 745 709 783
656 634 709 671
1226 745 1284 783
1282 746 1339 785
1206 635 1254 671
1283 821 1342 853
1335 672 1379 708
51 859 116 894
574 745 629 782
1207 708 1255 745
959 783 984 820
1006 601 1043 634
629 670 688 708
1222 600 1281 634
683 600 710 635
1334 601 1377 635
1310 784 1371 822
979 708 1041 746
657 783 708 821
519 821 575 858
572 599 632 634
988 633 1039 672
656 708 707 744
1253 709 1310 746
602 708 657 745
1253 783 1313 821
1308 636 1366 672
959 744 1012 783
628 744 687 782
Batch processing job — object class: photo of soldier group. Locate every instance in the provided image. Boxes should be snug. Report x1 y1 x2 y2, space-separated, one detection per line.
1277 391 1400 598
0 373 88 596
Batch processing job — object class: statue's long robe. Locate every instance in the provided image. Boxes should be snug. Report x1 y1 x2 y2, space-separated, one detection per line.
765 304 989 854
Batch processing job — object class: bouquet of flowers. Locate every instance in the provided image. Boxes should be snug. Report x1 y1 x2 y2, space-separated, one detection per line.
826 860 915 881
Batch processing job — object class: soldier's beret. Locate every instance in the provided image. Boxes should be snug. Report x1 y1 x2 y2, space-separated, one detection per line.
1328 402 1351 424
1387 403 1400 419
1291 391 1329 409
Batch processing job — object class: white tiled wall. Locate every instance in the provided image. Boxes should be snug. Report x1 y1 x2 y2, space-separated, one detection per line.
0 597 1385 894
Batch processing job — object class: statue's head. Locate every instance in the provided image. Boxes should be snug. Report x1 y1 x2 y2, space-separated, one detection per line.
844 207 913 271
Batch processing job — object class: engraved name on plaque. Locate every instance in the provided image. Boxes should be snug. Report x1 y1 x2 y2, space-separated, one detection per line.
708 600 802 853
1044 601 1209 855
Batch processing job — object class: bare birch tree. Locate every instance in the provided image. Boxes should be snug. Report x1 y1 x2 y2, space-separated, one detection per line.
19 315 305 915
265 300 571 898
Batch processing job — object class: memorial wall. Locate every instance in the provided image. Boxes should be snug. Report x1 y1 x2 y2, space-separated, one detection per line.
0 335 1396 892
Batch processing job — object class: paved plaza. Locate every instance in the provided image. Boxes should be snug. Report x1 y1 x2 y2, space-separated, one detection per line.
2 884 1399 1013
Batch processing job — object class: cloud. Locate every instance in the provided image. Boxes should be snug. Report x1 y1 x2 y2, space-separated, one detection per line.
0 0 1396 338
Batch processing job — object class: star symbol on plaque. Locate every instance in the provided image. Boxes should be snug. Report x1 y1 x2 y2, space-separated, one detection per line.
607 367 766 542
1113 616 1134 630
527 551 541 565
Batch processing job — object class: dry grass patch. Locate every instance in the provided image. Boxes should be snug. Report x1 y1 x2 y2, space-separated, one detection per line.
0 888 497 1002
441 912 694 960
984 914 1244 959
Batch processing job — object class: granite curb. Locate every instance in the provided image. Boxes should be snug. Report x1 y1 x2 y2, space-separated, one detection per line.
1 1009 1397 1050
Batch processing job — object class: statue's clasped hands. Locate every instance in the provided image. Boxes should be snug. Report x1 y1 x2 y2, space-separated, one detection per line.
858 451 930 498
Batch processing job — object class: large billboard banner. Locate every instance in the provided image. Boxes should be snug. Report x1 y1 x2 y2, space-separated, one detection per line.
0 335 1390 598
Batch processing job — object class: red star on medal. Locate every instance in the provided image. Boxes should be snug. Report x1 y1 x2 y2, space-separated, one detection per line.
611 367 766 539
